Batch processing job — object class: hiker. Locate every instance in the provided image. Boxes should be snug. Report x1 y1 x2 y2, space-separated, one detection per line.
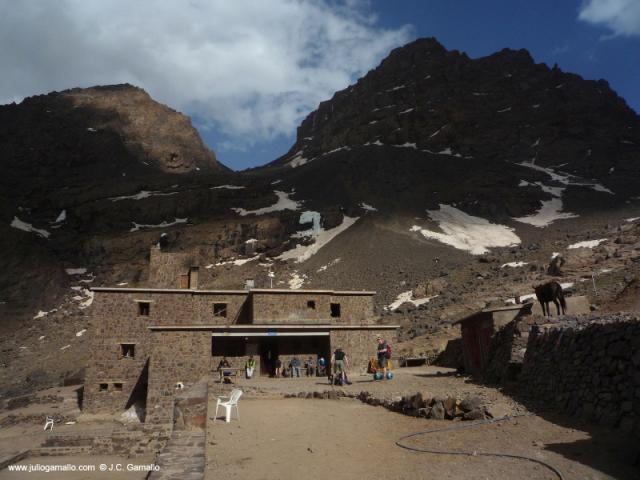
290 356 302 377
330 347 350 385
245 355 256 379
274 356 282 377
317 356 326 376
305 356 316 376
377 337 390 379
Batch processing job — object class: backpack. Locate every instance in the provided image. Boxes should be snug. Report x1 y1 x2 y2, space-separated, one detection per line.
385 344 392 359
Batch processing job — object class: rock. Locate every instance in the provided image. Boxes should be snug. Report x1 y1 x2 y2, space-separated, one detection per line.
430 401 445 420
485 402 511 419
460 395 483 412
463 408 486 420
443 397 458 418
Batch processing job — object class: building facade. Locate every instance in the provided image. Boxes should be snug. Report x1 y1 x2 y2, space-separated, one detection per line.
84 285 397 423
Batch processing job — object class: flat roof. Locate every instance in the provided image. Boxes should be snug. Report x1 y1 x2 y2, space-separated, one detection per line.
250 288 376 296
453 303 531 325
91 287 376 296
148 324 399 331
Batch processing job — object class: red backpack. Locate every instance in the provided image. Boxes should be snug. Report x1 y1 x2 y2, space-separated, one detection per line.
385 344 392 359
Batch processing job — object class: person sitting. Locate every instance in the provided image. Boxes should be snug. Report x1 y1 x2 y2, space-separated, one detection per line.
305 356 316 377
317 356 326 376
290 356 302 377
245 355 256 379
218 357 233 383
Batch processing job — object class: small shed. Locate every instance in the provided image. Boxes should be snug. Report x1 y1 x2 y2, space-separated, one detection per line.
453 304 532 376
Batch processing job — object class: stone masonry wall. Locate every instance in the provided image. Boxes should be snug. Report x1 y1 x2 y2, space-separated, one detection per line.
330 329 397 375
84 290 247 413
149 247 196 289
252 292 374 325
146 331 211 424
519 315 640 438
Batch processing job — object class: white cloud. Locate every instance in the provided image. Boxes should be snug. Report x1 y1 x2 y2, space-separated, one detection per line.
0 0 411 148
578 0 640 37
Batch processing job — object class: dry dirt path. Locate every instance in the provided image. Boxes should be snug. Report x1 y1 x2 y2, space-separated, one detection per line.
206 398 637 480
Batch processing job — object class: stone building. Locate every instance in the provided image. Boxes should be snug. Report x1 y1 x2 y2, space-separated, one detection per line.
84 248 397 422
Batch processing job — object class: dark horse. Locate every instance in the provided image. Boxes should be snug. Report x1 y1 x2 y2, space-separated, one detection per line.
534 281 567 316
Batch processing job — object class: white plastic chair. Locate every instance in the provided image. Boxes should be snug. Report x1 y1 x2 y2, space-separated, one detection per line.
44 416 54 431
214 389 243 423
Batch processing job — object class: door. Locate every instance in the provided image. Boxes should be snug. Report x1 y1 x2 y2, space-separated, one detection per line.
259 338 279 376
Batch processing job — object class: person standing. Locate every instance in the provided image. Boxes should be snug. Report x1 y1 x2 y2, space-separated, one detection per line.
245 356 256 379
290 356 302 377
274 356 282 378
377 337 390 379
305 356 316 377
331 347 348 385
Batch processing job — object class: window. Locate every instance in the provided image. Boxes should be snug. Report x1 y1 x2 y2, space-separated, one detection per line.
121 344 135 358
213 303 228 318
99 383 108 392
138 302 150 316
330 303 341 318
307 300 316 310
113 383 123 392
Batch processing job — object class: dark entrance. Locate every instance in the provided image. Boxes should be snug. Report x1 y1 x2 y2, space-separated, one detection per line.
259 338 279 376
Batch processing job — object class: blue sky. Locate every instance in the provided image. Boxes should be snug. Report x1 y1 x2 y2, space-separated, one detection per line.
1 0 638 170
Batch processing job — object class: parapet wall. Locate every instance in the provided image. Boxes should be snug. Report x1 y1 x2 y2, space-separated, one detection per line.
518 315 640 437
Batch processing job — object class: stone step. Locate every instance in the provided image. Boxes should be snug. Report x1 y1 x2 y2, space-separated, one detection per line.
0 450 30 471
30 445 93 457
148 431 205 480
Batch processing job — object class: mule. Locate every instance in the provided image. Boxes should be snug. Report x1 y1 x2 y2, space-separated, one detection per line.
534 281 567 316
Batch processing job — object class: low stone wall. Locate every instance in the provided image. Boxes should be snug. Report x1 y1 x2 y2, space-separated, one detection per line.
518 315 640 436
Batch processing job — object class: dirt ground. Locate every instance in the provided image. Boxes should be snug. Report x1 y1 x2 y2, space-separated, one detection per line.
206 398 638 480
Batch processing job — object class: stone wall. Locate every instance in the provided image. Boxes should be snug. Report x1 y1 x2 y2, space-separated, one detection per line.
146 332 211 424
251 291 374 325
149 247 196 289
518 315 640 437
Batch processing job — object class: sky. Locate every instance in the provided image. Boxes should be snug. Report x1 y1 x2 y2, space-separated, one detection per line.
1 0 638 171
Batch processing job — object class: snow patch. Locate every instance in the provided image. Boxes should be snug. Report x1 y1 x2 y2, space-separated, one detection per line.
501 261 528 268
497 106 512 113
287 150 309 168
317 258 341 273
568 239 607 249
625 217 639 223
54 210 66 223
76 329 87 337
278 215 359 263
33 310 49 320
215 255 260 267
232 191 301 216
288 272 307 289
60 345 71 351
410 204 520 255
386 291 438 311
130 218 187 232
399 108 414 115
11 216 50 238
65 268 87 275
110 190 178 201
359 202 378 212
211 184 246 190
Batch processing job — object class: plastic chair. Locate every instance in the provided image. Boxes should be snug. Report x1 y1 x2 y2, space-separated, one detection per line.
214 389 243 423
44 416 54 431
